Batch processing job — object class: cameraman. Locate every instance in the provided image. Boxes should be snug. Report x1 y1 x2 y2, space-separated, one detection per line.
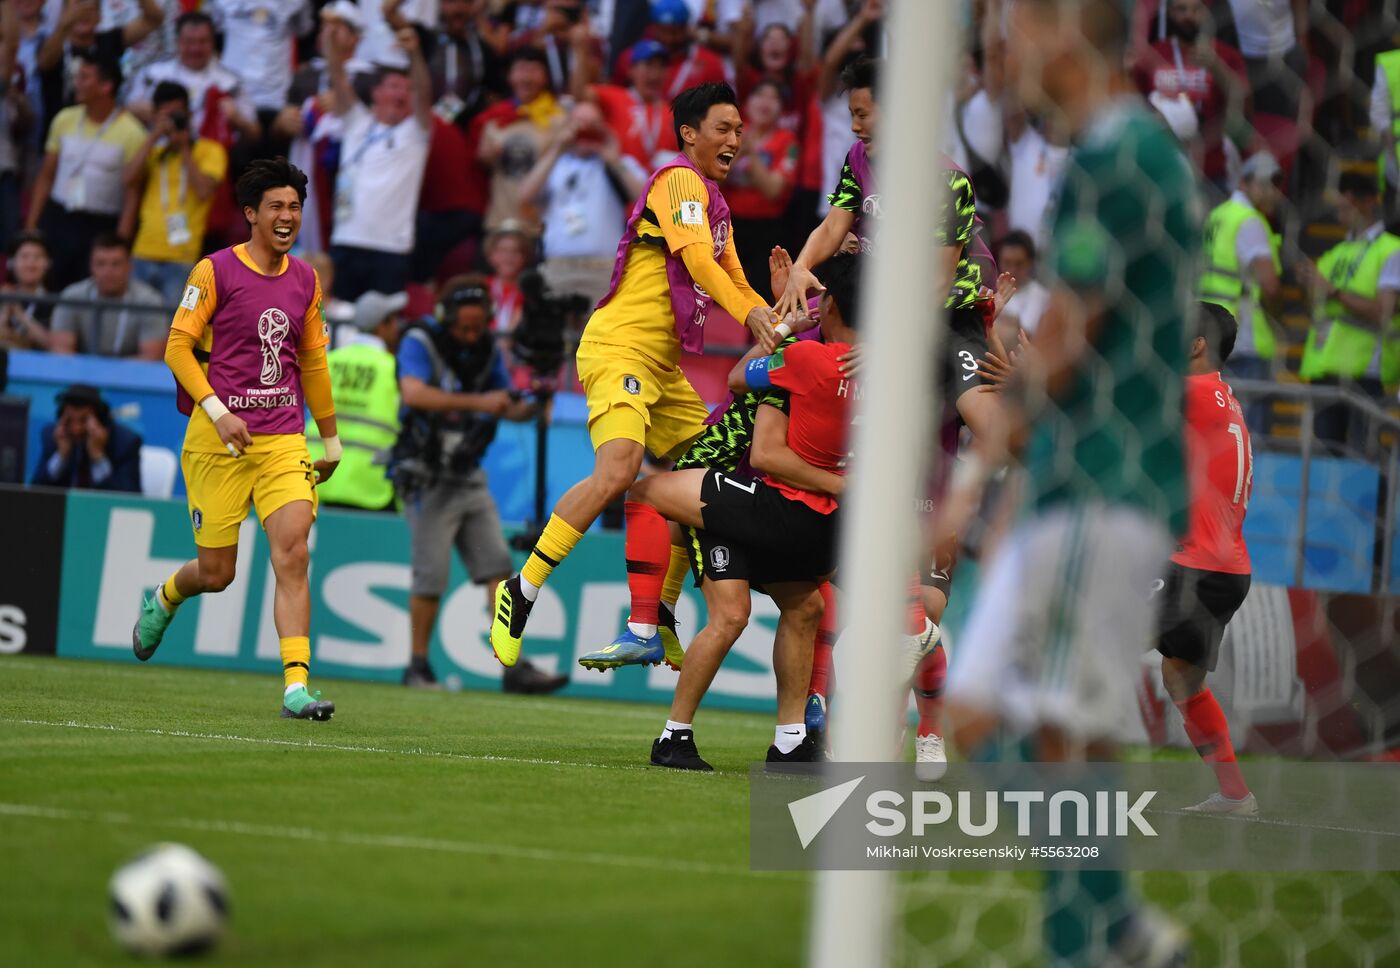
394 275 568 694
125 81 228 306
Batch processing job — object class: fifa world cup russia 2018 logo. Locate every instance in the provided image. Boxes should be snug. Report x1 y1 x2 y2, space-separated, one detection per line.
257 308 291 386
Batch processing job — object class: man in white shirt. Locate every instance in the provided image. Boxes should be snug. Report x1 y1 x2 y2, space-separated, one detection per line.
127 12 260 143
326 27 433 301
207 0 314 131
24 54 148 288
1223 0 1307 119
518 100 646 307
1003 107 1067 251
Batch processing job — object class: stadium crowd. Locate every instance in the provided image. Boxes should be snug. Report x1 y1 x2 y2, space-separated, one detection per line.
0 0 1395 456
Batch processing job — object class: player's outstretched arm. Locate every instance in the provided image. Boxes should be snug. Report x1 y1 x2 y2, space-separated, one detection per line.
677 243 778 352
775 207 853 324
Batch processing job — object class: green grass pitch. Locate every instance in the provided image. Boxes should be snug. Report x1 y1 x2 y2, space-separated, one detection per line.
2 656 1396 966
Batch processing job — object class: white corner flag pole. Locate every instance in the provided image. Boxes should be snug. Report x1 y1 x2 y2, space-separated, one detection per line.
808 0 952 964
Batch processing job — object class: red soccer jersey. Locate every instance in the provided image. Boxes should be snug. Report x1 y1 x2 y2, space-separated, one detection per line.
760 339 855 515
1173 372 1252 574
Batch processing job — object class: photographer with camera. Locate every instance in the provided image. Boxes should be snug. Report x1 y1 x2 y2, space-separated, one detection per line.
125 81 228 305
394 275 569 694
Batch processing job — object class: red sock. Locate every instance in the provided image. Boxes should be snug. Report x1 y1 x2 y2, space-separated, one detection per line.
1175 689 1249 800
905 576 927 634
914 646 946 737
624 502 669 626
808 582 837 698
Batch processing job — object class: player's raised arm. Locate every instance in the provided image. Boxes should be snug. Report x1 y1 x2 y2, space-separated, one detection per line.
651 165 777 351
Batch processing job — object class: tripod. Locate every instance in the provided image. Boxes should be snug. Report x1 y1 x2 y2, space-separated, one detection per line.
510 386 554 552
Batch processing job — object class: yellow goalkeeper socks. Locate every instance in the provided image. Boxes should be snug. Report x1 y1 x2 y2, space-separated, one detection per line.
280 636 310 691
662 544 689 608
157 572 186 614
520 514 583 601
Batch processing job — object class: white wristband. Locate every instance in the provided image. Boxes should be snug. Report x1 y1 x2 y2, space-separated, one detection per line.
200 396 230 422
323 435 343 462
774 321 794 339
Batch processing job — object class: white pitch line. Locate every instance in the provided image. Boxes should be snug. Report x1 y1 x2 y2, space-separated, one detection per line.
1 718 687 775
0 802 796 880
1148 806 1400 842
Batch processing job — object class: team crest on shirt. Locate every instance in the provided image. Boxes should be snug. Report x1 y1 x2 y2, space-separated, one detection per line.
710 546 730 571
191 508 203 532
257 308 291 385
622 375 641 395
711 218 733 259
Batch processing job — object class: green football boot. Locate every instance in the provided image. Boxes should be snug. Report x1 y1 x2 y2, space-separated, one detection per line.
280 686 335 721
132 591 175 662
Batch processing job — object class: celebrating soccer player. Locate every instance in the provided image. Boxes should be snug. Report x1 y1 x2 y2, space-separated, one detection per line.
489 82 780 669
936 0 1199 963
131 158 341 722
1154 302 1256 816
630 253 865 769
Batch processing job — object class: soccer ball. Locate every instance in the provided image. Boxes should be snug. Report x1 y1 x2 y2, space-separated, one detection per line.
108 843 228 957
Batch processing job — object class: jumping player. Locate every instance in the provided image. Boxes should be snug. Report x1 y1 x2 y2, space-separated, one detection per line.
131 157 340 722
773 57 1000 447
489 82 780 669
1155 302 1256 816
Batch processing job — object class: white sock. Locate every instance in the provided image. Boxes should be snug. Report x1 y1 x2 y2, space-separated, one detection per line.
628 622 658 639
155 585 175 615
518 574 540 602
774 723 806 754
284 683 303 696
661 719 691 741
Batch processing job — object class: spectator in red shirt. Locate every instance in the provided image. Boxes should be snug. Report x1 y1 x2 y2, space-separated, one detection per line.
726 80 800 302
414 117 482 284
1134 0 1248 193
570 38 677 172
612 0 727 102
731 6 819 137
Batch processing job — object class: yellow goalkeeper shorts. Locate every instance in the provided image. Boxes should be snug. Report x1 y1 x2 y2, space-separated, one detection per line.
182 433 319 548
576 340 709 459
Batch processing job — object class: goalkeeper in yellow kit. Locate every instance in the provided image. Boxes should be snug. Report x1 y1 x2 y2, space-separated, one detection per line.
490 82 780 669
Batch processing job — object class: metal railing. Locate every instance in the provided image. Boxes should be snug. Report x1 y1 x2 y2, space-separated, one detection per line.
1231 377 1400 594
0 289 178 351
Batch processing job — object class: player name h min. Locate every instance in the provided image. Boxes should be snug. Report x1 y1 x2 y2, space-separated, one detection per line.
863 790 1159 838
836 378 863 400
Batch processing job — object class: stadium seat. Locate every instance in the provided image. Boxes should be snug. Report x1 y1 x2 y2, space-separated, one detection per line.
139 445 179 500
